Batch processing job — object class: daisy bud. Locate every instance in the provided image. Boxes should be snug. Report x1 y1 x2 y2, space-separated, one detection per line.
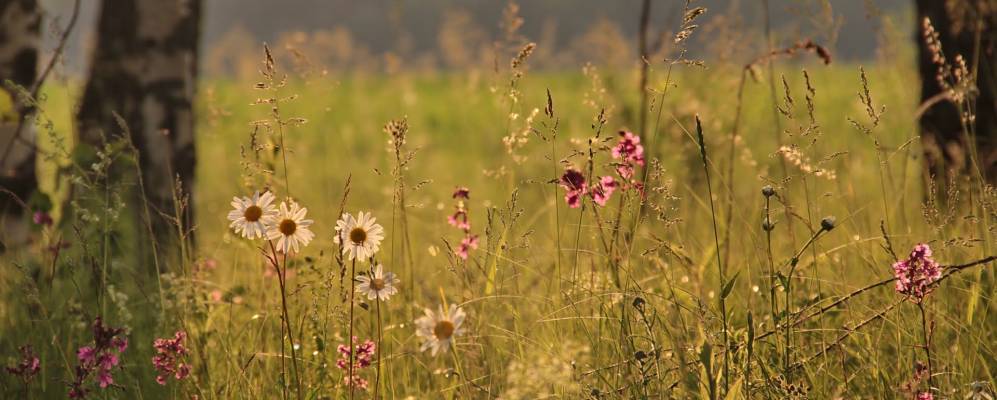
820 216 836 231
761 185 775 197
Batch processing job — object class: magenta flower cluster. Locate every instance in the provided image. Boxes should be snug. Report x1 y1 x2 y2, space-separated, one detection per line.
447 187 479 260
69 318 128 398
335 337 376 390
5 345 41 382
152 331 190 385
559 130 650 209
892 243 942 302
611 130 646 179
558 168 619 209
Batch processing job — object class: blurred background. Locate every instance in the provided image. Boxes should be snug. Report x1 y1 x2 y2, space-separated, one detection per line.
41 0 913 78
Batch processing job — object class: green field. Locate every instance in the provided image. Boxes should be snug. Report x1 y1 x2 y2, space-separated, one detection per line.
2 59 995 399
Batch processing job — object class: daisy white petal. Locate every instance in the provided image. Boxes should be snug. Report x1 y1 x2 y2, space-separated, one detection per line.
227 191 278 239
266 200 315 253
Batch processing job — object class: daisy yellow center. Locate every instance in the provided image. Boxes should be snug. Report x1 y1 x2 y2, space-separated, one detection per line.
279 219 297 235
349 227 367 245
371 278 386 290
243 205 263 222
433 320 455 340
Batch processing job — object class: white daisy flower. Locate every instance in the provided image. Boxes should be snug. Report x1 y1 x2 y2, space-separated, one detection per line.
334 211 385 261
227 191 278 239
266 200 315 253
415 304 466 356
356 264 400 301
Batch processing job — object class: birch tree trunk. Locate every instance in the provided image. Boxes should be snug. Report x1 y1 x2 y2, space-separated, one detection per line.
0 0 41 247
77 0 201 252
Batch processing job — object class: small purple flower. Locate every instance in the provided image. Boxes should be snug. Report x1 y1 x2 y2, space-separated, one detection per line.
612 131 645 179
448 209 470 231
5 345 41 382
560 168 588 208
32 211 53 226
452 187 470 199
77 346 96 364
591 176 618 206
892 243 942 302
335 337 376 391
456 235 479 260
68 318 128 397
152 331 190 385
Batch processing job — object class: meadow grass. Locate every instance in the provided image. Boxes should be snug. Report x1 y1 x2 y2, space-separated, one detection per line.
1 57 994 399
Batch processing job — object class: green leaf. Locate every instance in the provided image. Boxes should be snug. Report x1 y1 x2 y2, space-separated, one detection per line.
700 343 716 400
776 272 790 291
721 272 740 300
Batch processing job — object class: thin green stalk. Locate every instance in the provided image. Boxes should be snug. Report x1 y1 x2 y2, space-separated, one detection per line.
918 302 934 389
375 297 384 399
348 257 357 400
695 116 729 393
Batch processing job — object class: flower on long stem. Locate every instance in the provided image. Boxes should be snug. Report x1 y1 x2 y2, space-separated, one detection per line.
336 212 385 261
335 337 376 391
266 200 315 253
447 187 479 260
152 331 190 385
227 191 278 239
892 243 942 302
356 264 400 301
415 304 467 356
611 130 645 179
5 345 40 383
69 318 128 398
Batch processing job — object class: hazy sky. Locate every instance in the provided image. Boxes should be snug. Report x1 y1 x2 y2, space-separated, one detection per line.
41 0 912 74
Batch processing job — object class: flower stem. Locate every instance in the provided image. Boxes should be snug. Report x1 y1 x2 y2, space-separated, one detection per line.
347 257 357 400
269 241 302 400
918 302 934 389
375 297 383 399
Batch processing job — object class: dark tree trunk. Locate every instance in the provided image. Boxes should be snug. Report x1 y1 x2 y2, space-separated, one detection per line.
77 0 201 252
0 0 41 246
916 0 997 186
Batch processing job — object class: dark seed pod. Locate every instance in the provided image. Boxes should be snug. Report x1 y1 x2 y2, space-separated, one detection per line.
761 185 775 197
762 217 775 232
820 216 836 231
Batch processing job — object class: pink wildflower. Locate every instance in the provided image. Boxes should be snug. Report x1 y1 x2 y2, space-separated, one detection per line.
69 318 127 397
448 186 479 260
917 392 933 400
6 345 41 382
892 244 942 302
560 168 587 208
448 208 471 231
152 331 190 385
336 337 376 390
612 131 645 179
456 235 479 260
32 211 53 226
591 176 618 206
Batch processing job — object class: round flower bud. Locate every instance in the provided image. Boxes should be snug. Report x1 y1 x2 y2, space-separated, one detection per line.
820 216 836 231
762 217 775 232
761 185 775 197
